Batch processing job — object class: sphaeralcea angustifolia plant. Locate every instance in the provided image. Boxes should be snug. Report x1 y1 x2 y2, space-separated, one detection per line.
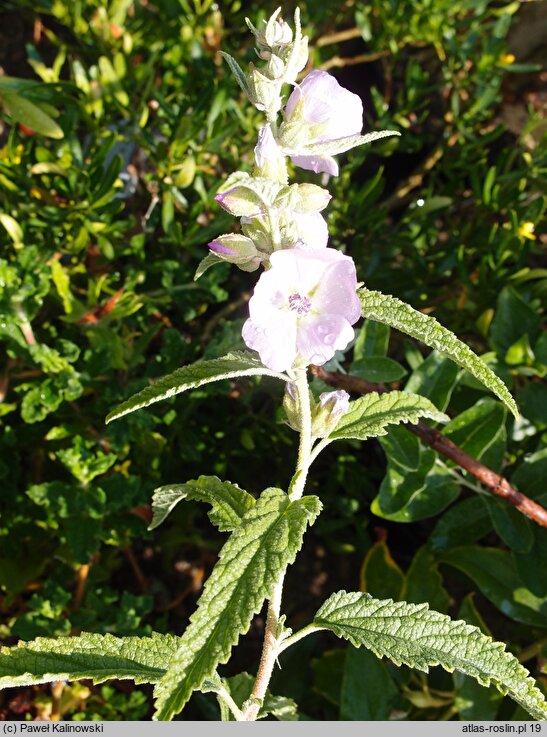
0 7 545 722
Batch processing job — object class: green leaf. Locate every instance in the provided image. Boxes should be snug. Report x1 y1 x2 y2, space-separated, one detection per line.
288 130 400 157
444 398 507 472
340 645 398 720
512 447 547 502
207 672 298 721
431 497 492 552
440 546 547 628
194 252 224 280
454 594 503 720
0 632 179 688
404 351 459 412
358 288 518 417
153 488 321 720
406 546 449 613
490 286 541 357
218 51 251 97
106 351 289 423
329 391 448 442
1 91 64 138
149 475 256 532
351 357 407 383
359 539 405 601
0 213 23 245
372 427 460 522
353 319 390 360
313 591 547 720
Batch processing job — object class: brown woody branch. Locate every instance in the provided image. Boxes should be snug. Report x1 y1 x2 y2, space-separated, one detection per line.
312 365 547 528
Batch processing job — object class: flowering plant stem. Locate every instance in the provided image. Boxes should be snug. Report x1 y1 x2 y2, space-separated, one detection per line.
240 367 313 721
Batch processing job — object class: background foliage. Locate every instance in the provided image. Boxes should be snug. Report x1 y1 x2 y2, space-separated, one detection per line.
0 0 545 721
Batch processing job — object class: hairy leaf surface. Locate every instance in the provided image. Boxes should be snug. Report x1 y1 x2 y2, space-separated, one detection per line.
0 633 179 688
153 488 321 720
286 130 400 157
150 476 256 531
359 289 518 417
106 352 288 423
330 391 448 441
313 591 547 720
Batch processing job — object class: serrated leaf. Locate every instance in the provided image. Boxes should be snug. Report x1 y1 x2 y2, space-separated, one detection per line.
149 475 256 531
313 591 547 720
1 91 63 138
329 391 448 441
153 488 321 720
0 632 179 688
286 130 400 157
219 51 251 97
359 288 518 417
106 351 289 423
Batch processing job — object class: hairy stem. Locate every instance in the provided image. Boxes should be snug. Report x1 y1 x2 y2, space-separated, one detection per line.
242 579 284 721
243 367 314 720
289 367 313 501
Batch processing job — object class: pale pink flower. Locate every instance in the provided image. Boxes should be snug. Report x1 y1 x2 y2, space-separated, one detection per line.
292 211 329 249
283 70 363 176
242 248 361 372
254 124 286 180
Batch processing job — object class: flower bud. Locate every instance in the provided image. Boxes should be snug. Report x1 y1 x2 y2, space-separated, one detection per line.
282 383 300 431
254 125 287 183
266 53 286 80
248 65 282 113
215 186 263 217
290 183 332 213
208 234 262 271
311 390 351 437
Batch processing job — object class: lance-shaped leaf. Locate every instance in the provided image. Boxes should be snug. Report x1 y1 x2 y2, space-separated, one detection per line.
194 251 224 280
106 351 289 423
153 488 322 720
218 51 251 97
0 632 179 688
284 130 400 157
359 288 518 418
329 391 448 441
312 591 547 721
149 476 256 531
1 91 64 139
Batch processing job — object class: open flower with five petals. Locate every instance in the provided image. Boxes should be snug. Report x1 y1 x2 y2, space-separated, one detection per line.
242 247 361 371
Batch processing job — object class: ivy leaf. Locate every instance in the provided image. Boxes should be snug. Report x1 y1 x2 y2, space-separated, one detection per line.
313 591 547 721
149 476 256 531
358 288 518 418
0 632 179 688
329 391 448 441
286 130 400 157
106 351 289 423
153 488 321 720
